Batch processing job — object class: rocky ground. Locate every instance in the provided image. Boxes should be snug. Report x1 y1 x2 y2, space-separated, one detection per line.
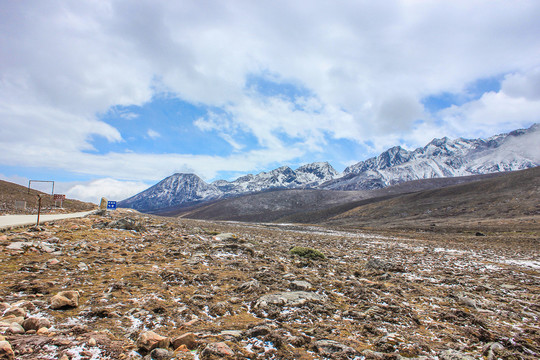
0 209 538 359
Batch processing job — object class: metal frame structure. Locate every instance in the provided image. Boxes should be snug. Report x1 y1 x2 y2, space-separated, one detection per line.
28 180 55 195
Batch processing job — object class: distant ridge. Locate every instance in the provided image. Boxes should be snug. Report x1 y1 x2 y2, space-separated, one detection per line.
119 124 539 213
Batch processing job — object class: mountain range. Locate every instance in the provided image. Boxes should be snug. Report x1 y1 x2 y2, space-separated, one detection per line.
119 124 539 213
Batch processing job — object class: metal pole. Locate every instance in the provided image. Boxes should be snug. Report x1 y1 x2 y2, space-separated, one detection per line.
37 195 42 226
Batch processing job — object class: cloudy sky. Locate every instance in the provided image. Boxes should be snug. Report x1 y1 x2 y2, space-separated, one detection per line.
1 0 539 203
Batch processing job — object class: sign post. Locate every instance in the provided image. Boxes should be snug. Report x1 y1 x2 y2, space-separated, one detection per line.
53 194 66 208
107 201 117 210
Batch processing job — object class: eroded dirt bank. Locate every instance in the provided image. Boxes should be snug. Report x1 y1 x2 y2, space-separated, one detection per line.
0 210 538 359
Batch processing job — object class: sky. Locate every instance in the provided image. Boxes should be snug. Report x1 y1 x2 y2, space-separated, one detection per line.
1 0 540 203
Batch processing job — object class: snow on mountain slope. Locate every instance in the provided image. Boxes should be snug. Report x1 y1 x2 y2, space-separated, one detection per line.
118 173 222 212
322 124 540 190
120 124 539 212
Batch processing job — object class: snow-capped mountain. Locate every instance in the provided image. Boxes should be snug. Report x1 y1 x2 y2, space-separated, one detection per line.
322 124 539 190
120 124 539 212
119 162 340 212
118 173 221 212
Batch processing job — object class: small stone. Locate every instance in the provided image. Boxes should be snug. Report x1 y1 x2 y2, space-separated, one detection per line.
245 325 271 338
147 348 173 360
175 344 189 352
6 241 31 251
22 317 51 331
171 333 197 350
51 291 79 309
4 307 25 318
219 330 243 340
314 340 358 358
7 323 25 334
88 337 97 346
213 233 238 242
290 280 312 291
58 355 69 360
37 327 50 335
78 262 89 271
439 349 475 360
0 340 15 360
1 316 24 326
47 258 60 266
137 331 170 352
200 342 234 358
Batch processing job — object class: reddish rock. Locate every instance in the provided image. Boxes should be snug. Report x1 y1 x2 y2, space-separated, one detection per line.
172 332 197 350
201 342 234 359
0 340 14 360
136 331 170 352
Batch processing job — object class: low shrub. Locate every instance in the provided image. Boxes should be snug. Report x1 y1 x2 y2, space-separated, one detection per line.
289 246 326 260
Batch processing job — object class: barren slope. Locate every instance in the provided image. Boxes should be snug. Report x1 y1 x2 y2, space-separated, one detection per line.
0 180 96 215
324 166 540 231
174 172 508 223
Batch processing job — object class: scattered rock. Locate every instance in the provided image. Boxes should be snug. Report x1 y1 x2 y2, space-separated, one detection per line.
137 331 170 353
200 342 234 359
290 280 312 291
7 323 25 334
245 325 271 338
4 307 25 318
255 291 324 308
106 217 146 232
365 258 404 272
50 290 80 309
171 333 197 350
213 233 238 242
476 232 486 236
0 340 14 360
439 349 475 360
314 339 358 358
146 348 173 360
22 317 51 331
236 279 260 293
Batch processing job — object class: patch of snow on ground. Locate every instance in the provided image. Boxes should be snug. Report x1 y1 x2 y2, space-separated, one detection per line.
503 259 540 269
67 344 105 360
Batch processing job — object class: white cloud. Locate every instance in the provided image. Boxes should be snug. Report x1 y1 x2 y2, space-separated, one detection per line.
501 68 540 101
1 0 539 187
65 178 150 204
439 91 540 138
147 129 161 139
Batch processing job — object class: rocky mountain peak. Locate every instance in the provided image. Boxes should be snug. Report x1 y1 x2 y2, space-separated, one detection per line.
120 124 539 212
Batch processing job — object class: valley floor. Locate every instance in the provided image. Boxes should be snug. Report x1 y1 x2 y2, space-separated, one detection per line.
0 210 538 359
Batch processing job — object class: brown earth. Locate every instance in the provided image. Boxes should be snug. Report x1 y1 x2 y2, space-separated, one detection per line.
0 209 538 359
0 180 96 215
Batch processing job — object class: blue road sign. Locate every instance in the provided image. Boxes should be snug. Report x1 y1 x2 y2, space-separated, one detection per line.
107 201 117 210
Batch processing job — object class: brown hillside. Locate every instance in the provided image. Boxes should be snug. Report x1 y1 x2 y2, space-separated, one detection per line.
0 180 96 215
326 166 540 232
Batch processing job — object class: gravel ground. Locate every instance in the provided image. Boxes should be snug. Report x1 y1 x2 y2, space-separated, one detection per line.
0 210 538 359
